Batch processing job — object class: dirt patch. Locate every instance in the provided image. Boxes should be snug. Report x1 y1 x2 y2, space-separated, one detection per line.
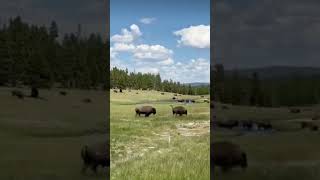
176 121 210 137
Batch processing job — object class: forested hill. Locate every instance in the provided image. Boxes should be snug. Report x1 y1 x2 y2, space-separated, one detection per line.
0 16 108 89
110 67 210 95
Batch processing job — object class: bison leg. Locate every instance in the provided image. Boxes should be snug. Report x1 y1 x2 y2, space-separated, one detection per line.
91 164 98 174
145 113 150 117
81 163 88 174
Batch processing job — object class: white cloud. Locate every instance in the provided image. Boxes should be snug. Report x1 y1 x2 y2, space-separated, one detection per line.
140 17 156 24
111 24 142 43
157 58 174 66
113 43 135 52
133 44 173 61
174 25 210 48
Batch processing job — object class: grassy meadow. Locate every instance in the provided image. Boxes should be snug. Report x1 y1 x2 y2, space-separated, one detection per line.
213 103 320 180
110 90 210 180
0 87 108 180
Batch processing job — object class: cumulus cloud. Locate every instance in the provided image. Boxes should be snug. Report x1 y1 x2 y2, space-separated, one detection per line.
174 25 210 48
133 44 173 61
111 24 142 43
140 17 156 24
113 43 135 52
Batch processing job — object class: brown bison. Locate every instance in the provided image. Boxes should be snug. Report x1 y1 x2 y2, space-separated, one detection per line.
113 90 118 93
161 92 165 95
177 99 184 103
59 91 67 96
81 141 109 174
82 98 92 103
135 106 156 117
204 99 209 103
11 90 24 99
211 141 248 173
170 105 187 116
172 97 176 100
301 121 318 131
216 120 239 129
290 108 301 113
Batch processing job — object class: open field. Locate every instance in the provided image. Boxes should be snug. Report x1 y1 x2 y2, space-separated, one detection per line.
0 87 108 180
110 90 210 180
213 103 320 180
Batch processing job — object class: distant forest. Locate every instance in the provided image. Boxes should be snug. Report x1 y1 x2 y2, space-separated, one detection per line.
213 64 320 107
110 67 210 95
0 16 108 89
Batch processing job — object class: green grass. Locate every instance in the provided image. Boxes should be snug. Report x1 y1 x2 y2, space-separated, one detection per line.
214 103 320 180
0 87 108 180
111 90 210 180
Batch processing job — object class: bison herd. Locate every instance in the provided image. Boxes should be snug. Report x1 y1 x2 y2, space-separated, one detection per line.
135 105 188 117
214 119 273 131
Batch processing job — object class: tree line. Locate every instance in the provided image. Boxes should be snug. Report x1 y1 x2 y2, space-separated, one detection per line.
0 16 108 89
110 67 209 95
213 64 320 107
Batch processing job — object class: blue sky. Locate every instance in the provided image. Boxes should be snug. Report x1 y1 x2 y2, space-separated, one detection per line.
110 0 210 83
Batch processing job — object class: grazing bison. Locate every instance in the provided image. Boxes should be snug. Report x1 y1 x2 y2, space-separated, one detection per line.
135 106 156 117
113 90 118 93
177 99 184 103
201 95 204 98
257 122 272 130
161 92 165 95
216 120 239 129
170 105 187 116
290 108 301 113
301 121 318 131
82 98 92 103
59 91 67 96
81 141 109 174
204 99 209 103
11 90 24 99
172 97 176 100
174 94 177 96
119 89 123 93
211 141 247 173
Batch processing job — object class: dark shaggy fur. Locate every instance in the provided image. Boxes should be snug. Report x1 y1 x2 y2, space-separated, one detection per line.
216 120 239 129
81 142 109 174
211 141 247 173
170 105 187 116
135 106 156 117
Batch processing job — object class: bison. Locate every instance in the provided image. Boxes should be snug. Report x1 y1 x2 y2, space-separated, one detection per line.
177 99 184 103
216 120 239 129
59 91 67 96
170 105 187 116
301 121 318 131
11 90 24 99
135 106 156 117
81 141 109 174
172 97 176 100
211 141 247 173
161 92 165 95
290 108 301 113
113 90 118 93
241 120 253 130
204 99 209 103
82 98 92 103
